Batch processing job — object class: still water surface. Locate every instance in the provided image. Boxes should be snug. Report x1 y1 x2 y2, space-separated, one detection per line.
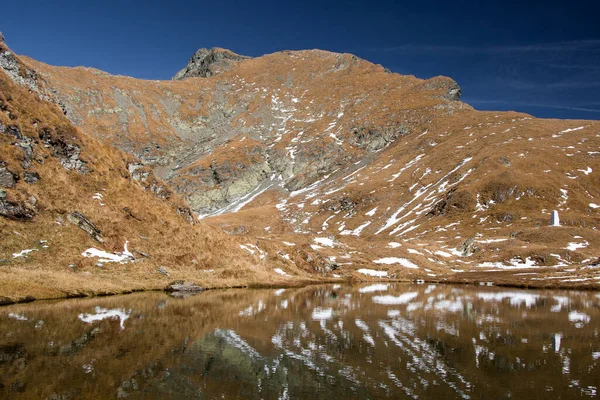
1 284 599 399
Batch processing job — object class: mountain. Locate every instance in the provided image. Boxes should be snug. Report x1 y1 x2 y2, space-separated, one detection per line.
0 36 325 304
2 34 599 299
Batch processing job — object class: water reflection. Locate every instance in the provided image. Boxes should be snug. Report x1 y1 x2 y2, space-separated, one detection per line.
0 284 599 398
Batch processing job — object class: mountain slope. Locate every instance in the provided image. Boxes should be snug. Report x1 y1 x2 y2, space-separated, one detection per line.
14 43 600 289
0 38 326 304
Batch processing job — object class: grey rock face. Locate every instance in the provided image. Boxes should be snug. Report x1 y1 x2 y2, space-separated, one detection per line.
446 86 462 101
0 163 17 188
351 124 409 152
67 211 104 243
173 48 251 80
23 172 40 184
0 200 35 220
39 129 89 174
128 163 172 201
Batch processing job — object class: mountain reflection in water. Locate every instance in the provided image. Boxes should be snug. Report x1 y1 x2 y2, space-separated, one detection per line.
1 284 599 399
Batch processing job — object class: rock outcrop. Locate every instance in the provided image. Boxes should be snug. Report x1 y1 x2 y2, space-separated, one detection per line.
172 47 251 80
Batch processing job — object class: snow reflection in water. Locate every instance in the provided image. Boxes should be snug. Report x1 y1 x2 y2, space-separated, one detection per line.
0 284 599 398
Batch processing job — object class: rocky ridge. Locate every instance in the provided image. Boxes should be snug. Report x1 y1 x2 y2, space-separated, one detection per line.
173 47 251 80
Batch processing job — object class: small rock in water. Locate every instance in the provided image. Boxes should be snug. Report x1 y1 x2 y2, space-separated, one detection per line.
550 210 560 226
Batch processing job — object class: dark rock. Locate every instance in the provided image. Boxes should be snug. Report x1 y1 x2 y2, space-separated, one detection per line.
128 163 172 200
157 266 170 277
10 380 25 393
322 196 357 215
67 211 104 243
23 171 40 184
0 344 26 364
458 238 478 257
166 281 204 293
176 206 195 225
423 77 462 101
0 189 5 199
135 250 150 258
499 157 511 166
173 48 251 80
0 163 17 188
495 212 514 223
428 189 475 216
39 129 89 173
0 200 35 220
222 225 248 235
350 123 409 152
3 125 22 140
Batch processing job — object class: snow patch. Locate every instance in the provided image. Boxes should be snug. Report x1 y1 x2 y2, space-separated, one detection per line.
373 257 419 269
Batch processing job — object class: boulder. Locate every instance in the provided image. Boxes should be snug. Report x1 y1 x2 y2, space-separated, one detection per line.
0 164 17 188
166 280 204 293
67 211 104 243
23 172 40 184
0 200 35 220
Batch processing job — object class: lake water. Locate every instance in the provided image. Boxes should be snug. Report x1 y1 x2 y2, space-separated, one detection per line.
0 284 599 399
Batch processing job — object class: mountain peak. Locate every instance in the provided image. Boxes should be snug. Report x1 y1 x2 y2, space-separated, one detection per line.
172 47 251 80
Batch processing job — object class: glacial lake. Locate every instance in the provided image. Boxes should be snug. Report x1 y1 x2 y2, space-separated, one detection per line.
0 284 599 399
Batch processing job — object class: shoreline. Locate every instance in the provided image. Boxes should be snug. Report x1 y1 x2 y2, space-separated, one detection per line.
1 275 598 307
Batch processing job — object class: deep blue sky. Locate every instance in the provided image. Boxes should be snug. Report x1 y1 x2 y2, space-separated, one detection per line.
2 0 599 119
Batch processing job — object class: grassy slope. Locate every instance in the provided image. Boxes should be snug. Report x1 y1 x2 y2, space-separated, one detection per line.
0 60 330 304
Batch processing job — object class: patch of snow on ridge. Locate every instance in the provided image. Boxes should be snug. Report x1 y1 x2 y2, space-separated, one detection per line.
340 221 371 236
476 257 537 270
274 268 289 276
314 237 335 247
79 307 131 330
578 167 592 175
82 247 133 263
372 292 418 305
373 257 419 269
12 249 37 258
566 241 588 251
357 268 388 277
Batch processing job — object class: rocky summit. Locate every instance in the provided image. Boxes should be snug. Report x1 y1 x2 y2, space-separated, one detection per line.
1 34 599 302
